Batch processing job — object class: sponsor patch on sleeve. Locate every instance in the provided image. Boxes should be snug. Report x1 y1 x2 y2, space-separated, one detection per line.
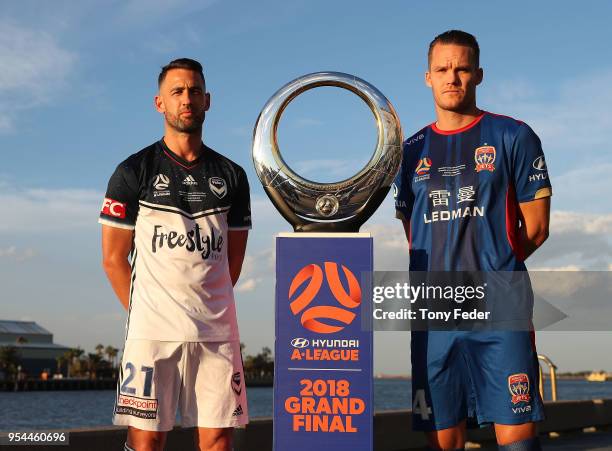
101 197 127 219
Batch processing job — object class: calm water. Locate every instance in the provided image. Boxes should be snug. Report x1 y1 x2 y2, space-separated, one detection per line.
1 379 611 431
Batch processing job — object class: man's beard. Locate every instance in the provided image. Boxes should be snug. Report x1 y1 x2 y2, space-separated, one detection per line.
165 110 205 134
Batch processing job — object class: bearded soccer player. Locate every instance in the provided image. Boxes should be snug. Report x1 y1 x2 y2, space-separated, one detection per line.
100 58 251 451
394 31 551 451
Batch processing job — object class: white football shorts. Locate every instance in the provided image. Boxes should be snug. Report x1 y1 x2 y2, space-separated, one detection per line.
113 340 248 431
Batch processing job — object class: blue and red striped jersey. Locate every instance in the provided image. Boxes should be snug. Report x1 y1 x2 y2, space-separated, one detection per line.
394 111 552 271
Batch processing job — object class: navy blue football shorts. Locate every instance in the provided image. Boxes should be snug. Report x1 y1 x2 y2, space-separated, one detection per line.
410 330 545 431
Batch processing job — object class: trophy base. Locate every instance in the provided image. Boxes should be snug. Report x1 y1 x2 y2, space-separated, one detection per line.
274 233 373 451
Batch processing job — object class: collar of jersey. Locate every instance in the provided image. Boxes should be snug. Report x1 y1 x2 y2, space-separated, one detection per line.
430 111 486 135
159 139 206 169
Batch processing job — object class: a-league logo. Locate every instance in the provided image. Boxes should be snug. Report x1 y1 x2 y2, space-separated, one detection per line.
415 157 432 175
288 262 362 334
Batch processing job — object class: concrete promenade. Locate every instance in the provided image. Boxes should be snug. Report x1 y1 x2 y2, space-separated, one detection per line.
1 399 611 450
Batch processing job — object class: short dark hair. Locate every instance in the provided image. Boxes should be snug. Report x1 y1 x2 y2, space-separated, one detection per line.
428 30 480 68
158 58 205 87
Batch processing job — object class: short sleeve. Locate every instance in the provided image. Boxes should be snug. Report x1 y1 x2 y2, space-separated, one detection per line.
394 145 415 221
227 167 252 230
98 162 140 230
512 123 552 203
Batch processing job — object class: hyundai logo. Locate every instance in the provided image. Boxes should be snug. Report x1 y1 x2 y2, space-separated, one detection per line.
532 156 547 171
291 338 310 348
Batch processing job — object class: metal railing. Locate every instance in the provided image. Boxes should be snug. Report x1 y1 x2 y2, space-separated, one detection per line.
538 354 558 401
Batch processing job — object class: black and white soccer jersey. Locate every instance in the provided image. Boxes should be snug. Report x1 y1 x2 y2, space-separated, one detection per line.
99 140 251 341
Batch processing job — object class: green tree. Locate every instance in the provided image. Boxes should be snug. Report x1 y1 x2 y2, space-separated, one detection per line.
0 346 21 381
56 354 67 375
243 346 274 378
63 347 84 377
105 346 119 368
86 353 103 379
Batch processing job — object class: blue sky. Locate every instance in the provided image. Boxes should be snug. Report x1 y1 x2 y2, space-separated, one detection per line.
1 0 611 373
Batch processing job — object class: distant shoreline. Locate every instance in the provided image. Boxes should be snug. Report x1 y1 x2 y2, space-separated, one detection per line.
0 376 274 392
2 374 610 392
374 374 612 382
374 375 612 381
374 374 411 380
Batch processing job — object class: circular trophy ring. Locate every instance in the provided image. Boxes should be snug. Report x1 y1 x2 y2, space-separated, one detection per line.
252 72 403 232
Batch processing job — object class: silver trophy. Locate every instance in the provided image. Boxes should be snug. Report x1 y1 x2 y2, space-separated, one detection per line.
252 72 403 232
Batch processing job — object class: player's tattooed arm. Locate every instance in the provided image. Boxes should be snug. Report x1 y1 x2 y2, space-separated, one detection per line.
518 196 550 260
101 225 134 310
228 230 249 286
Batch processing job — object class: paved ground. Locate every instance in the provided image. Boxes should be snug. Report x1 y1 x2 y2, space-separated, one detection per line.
467 429 612 450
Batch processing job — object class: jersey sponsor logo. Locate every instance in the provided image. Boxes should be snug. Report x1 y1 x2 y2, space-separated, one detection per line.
429 189 451 207
101 198 126 218
232 372 242 395
288 262 362 334
528 156 549 182
182 174 198 186
508 373 531 405
405 133 425 146
151 224 223 260
209 177 227 199
457 186 476 203
423 206 484 223
425 187 482 223
528 172 548 183
475 145 496 172
428 186 476 209
532 155 547 171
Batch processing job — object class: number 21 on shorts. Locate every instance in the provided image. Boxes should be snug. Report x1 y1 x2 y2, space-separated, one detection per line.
120 362 154 397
